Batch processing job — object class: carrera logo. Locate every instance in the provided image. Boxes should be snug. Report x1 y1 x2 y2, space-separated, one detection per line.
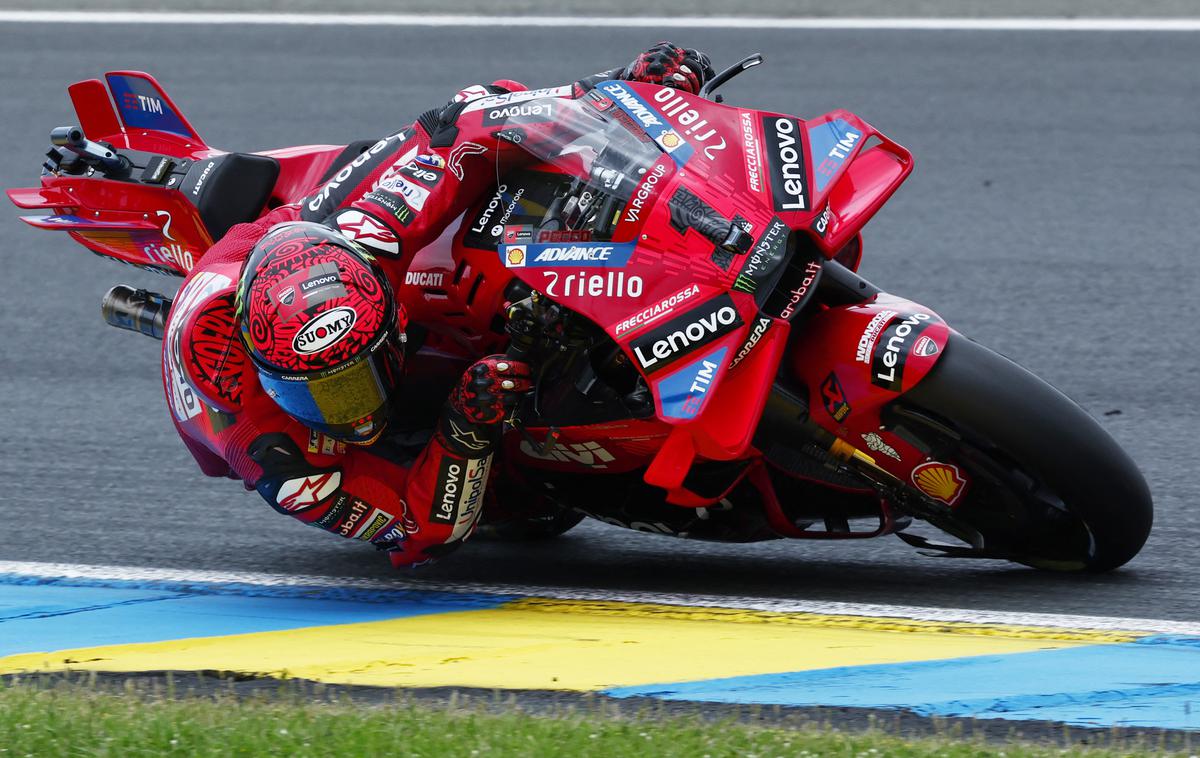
630 294 743 373
763 116 808 212
728 316 772 369
276 471 341 512
293 307 357 355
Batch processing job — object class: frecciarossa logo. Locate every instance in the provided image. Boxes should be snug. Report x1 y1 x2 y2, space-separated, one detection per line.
629 294 744 373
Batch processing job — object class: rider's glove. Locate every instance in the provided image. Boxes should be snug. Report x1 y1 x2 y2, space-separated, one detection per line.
623 42 715 95
449 355 533 426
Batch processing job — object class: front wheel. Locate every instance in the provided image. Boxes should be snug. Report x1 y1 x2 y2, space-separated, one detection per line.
892 335 1153 572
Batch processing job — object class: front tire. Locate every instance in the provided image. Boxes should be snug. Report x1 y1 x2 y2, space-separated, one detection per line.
894 335 1153 572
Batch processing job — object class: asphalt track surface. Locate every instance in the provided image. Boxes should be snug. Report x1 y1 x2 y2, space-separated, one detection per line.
1 23 1197 622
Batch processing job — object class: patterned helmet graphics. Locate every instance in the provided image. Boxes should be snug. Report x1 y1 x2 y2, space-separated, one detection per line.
238 222 391 373
236 222 406 442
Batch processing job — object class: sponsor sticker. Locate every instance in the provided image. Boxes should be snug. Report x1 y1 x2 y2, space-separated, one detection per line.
911 461 967 506
362 190 414 226
335 210 399 257
482 101 554 126
430 458 463 524
914 335 940 357
623 161 668 225
762 116 809 212
403 270 445 288
740 111 764 193
519 440 615 469
544 270 643 299
596 81 695 165
871 312 932 391
313 494 352 530
657 347 727 419
733 218 789 296
650 88 728 160
292 307 358 355
336 498 372 536
808 118 862 192
612 283 701 337
449 456 490 541
727 316 773 369
165 272 232 421
398 161 442 188
501 242 637 268
855 310 897 364
377 173 431 211
355 509 394 541
629 293 744 373
819 372 851 422
861 432 902 461
811 203 834 239
276 471 342 512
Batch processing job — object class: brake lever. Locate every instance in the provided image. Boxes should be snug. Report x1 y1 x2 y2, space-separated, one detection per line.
699 53 765 101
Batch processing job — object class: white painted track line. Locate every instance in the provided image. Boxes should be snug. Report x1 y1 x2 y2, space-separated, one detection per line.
0 12 1198 30
2 560 1198 635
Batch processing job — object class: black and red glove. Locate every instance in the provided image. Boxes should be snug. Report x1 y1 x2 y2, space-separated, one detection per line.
449 355 533 426
623 41 715 95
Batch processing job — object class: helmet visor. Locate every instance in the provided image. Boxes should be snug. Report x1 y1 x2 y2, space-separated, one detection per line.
258 330 404 442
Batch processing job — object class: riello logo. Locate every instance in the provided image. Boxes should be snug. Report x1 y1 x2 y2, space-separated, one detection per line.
292 307 357 355
630 294 744 372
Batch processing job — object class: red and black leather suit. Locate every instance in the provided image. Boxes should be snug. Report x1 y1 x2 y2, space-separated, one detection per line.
163 46 712 567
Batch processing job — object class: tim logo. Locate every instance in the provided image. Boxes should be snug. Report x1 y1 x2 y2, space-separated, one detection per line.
122 92 164 114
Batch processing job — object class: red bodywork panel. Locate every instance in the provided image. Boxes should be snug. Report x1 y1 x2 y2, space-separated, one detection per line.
9 72 941 511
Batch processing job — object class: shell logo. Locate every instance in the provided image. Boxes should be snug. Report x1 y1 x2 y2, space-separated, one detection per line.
659 131 683 150
505 245 527 268
911 461 967 506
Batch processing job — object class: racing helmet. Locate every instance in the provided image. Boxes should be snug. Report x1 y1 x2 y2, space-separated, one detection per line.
236 222 406 444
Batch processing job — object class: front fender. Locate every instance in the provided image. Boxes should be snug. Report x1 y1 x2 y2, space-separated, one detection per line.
787 294 952 473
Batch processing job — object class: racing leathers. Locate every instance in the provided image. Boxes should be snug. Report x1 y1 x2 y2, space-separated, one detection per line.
165 45 710 567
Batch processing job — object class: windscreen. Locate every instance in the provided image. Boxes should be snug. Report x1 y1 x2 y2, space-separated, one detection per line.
496 97 667 235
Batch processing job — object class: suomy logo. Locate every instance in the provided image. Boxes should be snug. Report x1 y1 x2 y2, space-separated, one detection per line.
630 294 743 372
292 307 357 355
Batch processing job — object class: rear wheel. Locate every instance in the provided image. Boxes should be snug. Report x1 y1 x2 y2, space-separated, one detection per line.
891 335 1152 572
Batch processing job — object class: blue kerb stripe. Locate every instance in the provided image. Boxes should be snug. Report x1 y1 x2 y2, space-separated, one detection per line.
605 636 1200 731
0 574 516 658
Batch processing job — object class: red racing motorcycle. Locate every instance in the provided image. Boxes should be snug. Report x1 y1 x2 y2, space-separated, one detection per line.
8 57 1152 571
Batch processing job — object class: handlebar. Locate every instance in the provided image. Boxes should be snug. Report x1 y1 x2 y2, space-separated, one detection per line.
48 125 129 175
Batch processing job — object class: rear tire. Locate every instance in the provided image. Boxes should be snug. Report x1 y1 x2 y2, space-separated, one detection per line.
895 335 1153 572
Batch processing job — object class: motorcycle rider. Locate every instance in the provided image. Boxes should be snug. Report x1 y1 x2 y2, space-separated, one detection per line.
166 43 715 567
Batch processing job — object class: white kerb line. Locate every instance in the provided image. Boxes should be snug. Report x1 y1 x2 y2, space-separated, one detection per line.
2 559 1199 635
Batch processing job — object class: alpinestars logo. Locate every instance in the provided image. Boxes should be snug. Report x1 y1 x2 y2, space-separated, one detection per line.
629 294 744 373
276 471 342 513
